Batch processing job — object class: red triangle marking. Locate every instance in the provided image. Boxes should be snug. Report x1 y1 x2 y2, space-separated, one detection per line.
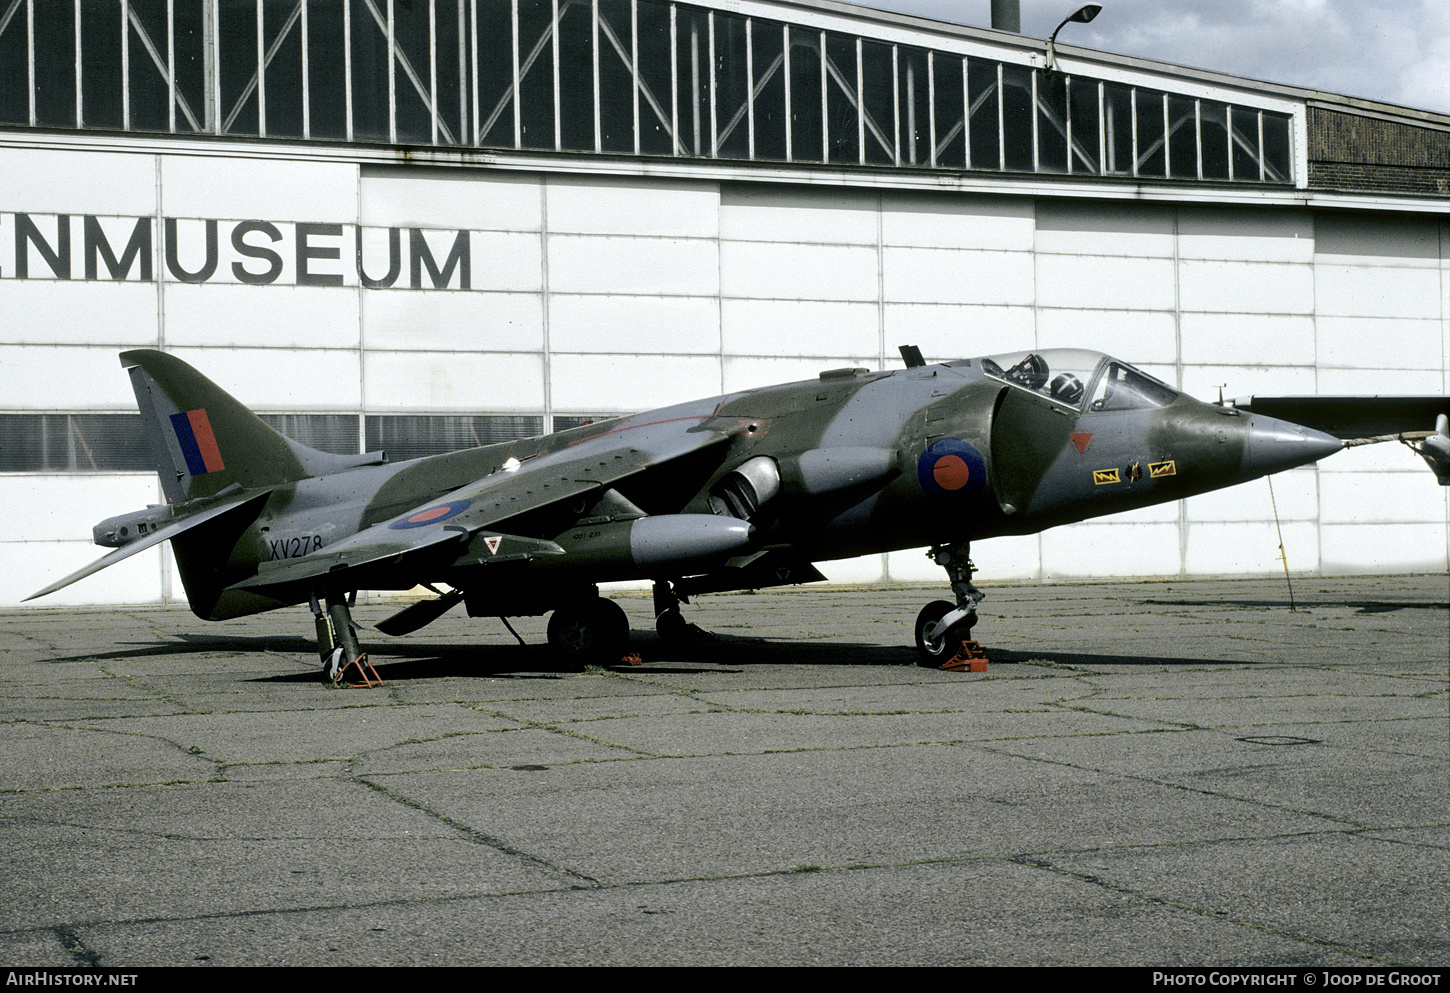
484 536 502 555
1070 432 1093 455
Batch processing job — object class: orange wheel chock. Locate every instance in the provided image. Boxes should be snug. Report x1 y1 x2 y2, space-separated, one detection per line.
939 641 989 673
335 653 385 688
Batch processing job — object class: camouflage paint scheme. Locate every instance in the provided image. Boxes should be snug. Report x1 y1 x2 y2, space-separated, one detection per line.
31 347 1349 662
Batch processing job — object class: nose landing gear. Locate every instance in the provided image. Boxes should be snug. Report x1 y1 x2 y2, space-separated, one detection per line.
915 542 988 669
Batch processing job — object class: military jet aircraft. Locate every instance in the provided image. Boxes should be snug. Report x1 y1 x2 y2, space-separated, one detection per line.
27 346 1443 670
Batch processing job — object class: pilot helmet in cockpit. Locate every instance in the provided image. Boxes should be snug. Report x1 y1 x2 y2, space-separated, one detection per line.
1049 373 1084 405
1005 353 1049 391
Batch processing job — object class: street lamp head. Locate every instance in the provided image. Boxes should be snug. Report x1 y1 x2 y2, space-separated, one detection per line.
1046 4 1103 70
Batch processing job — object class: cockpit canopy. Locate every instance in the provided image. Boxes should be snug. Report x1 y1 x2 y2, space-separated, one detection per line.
974 349 1180 413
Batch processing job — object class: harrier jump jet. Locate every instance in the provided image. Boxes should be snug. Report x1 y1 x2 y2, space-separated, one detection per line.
29 346 1440 668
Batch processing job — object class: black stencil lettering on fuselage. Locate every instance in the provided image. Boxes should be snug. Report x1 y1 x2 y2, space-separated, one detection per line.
269 535 323 559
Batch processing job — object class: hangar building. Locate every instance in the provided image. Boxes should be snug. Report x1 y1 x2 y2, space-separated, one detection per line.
3 0 1448 607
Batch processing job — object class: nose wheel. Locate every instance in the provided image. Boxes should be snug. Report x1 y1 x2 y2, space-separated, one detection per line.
916 542 987 668
915 600 968 662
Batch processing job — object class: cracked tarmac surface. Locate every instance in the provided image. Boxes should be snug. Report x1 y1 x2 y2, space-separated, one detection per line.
1 575 1446 966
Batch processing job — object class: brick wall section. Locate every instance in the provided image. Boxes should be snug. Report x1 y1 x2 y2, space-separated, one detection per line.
1308 106 1450 196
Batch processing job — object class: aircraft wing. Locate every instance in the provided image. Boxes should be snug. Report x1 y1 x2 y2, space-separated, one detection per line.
1231 395 1450 484
228 417 742 595
1229 395 1450 440
26 489 273 601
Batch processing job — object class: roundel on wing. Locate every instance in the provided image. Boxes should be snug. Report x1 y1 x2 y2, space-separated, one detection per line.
389 499 471 529
916 438 986 500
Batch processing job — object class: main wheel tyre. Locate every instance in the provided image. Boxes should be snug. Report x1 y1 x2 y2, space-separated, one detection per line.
547 598 630 665
914 600 965 667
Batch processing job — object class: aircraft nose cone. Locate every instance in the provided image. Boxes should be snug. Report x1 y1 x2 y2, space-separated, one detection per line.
1244 415 1343 475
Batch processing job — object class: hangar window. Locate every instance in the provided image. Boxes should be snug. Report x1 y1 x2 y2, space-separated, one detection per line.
966 57 1001 170
0 413 364 473
125 0 171 133
787 27 823 162
1101 81 1133 175
1135 88 1167 177
79 0 123 130
824 32 860 165
30 0 78 128
517 0 558 151
306 1 348 139
1167 95 1197 179
0 0 1296 186
751 19 787 162
637 1 675 155
0 414 149 472
1231 106 1260 180
598 0 638 155
1000 63 1034 172
553 415 607 432
1201 101 1230 180
259 414 361 454
930 51 965 169
365 414 543 461
711 9 751 160
1068 77 1100 174
1262 112 1292 182
1035 71 1068 173
0 0 25 127
896 46 930 167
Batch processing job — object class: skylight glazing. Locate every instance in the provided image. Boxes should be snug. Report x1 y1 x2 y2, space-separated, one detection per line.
0 0 1294 183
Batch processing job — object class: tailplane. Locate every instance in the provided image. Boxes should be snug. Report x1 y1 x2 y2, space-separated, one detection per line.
122 350 382 502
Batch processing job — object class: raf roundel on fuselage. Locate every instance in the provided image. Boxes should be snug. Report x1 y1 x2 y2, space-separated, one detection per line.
916 438 987 501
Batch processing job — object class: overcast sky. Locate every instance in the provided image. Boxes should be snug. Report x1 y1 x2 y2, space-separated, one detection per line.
852 0 1450 115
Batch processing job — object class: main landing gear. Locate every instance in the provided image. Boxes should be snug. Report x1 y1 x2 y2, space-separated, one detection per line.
653 580 711 643
545 593 630 665
543 581 710 665
915 542 987 668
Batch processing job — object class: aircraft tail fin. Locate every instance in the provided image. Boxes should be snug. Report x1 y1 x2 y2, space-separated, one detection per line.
121 350 382 503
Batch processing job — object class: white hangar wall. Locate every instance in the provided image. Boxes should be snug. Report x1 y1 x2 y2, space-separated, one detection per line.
2 144 1447 607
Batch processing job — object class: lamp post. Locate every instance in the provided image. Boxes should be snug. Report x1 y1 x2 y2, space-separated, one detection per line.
991 0 1020 33
1045 4 1102 71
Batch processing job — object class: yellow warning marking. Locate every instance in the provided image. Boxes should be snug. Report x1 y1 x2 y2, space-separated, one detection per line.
1093 468 1121 485
1149 460 1177 478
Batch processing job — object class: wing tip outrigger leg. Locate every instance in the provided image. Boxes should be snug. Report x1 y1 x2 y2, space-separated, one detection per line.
311 589 383 688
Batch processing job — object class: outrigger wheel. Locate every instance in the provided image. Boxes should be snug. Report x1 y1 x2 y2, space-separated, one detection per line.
546 596 630 665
